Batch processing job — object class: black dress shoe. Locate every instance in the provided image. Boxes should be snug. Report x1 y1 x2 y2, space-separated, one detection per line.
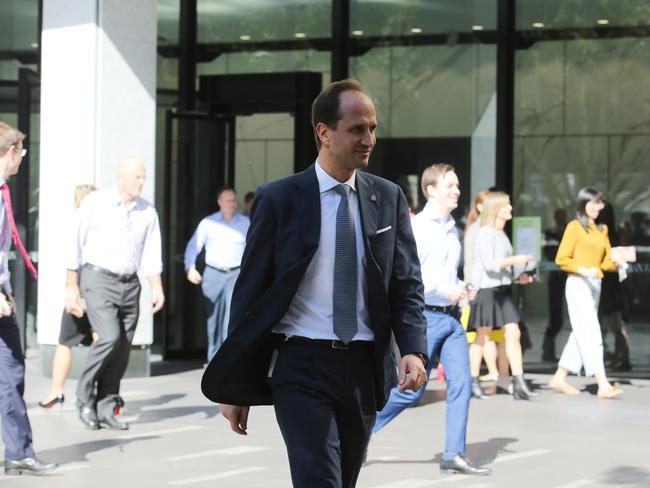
78 403 100 430
4 457 59 476
98 414 129 430
440 455 491 475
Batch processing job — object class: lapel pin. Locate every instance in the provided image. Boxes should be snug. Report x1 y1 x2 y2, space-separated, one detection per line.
370 195 377 202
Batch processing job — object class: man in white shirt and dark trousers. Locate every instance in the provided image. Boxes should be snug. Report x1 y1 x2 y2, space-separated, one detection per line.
66 157 164 430
372 164 490 475
184 187 249 362
0 122 58 475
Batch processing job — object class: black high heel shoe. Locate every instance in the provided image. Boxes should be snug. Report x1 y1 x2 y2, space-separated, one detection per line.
512 375 537 400
38 394 65 409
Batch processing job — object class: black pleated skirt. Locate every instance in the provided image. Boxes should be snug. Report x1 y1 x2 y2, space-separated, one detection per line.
467 285 521 332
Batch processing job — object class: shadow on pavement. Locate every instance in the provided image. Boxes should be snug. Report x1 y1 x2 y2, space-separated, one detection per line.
451 437 518 465
601 466 650 486
133 405 219 424
34 437 157 465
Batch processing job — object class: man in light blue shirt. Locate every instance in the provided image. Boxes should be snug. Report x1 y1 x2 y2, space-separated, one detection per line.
184 187 249 361
372 164 490 475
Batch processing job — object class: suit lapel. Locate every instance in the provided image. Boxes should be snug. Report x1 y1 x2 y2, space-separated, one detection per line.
293 165 321 253
356 172 378 243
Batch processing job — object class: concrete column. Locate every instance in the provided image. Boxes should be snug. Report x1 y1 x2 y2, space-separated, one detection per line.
38 0 157 354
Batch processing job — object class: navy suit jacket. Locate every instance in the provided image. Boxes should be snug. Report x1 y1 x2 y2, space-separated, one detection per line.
201 165 427 410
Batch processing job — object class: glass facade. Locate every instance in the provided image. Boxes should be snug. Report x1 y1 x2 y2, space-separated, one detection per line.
1 1 648 372
514 0 650 372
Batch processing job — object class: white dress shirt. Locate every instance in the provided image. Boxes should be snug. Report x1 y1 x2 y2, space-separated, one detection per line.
183 211 249 270
274 161 373 341
411 203 462 307
67 187 162 276
0 177 12 292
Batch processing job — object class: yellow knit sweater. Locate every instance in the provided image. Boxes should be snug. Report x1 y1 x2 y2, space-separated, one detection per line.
555 219 616 278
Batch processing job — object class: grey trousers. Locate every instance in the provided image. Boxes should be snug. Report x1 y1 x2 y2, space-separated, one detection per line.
76 266 141 415
202 266 239 361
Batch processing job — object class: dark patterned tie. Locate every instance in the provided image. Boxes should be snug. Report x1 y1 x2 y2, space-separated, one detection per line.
333 184 357 343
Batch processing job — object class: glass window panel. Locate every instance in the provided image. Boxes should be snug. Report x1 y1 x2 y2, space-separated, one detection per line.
515 1 650 373
197 0 331 43
517 0 650 30
0 0 39 80
351 0 496 36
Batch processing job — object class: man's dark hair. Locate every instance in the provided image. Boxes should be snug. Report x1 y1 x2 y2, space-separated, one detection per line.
217 186 236 199
244 191 255 203
311 79 367 150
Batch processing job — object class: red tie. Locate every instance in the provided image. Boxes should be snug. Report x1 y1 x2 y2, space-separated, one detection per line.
1 183 38 280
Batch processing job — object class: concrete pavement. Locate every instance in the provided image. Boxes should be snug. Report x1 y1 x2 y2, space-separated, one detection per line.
4 355 650 487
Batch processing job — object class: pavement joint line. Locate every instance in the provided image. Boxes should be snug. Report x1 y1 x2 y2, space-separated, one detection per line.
164 446 270 461
461 484 491 488
369 476 467 488
167 466 267 485
492 448 552 463
118 425 202 440
551 480 594 488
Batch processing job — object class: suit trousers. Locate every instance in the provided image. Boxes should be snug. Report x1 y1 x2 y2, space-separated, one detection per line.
201 266 239 361
558 275 605 376
270 338 376 488
373 310 472 460
0 313 34 461
76 267 141 414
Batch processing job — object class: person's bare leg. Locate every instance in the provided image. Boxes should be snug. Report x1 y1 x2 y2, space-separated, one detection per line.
595 372 622 398
503 323 523 376
496 340 509 376
479 340 498 381
42 344 72 403
469 328 490 377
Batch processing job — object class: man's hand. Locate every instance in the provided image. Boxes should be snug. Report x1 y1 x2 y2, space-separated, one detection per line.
65 284 84 318
0 293 12 317
151 286 165 314
186 267 202 285
219 404 250 435
398 354 428 393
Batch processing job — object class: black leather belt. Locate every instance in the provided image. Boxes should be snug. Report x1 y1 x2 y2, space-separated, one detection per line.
425 304 460 316
208 265 241 273
84 264 138 283
277 334 370 350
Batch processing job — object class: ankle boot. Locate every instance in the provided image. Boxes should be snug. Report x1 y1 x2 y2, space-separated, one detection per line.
471 377 489 399
512 375 537 400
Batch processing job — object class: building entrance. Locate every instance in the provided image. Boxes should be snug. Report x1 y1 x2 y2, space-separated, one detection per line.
160 72 322 359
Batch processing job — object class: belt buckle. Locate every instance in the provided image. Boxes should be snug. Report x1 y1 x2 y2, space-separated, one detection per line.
331 340 349 350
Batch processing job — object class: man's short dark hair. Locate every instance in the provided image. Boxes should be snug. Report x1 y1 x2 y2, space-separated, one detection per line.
217 187 236 199
311 79 367 150
244 191 255 203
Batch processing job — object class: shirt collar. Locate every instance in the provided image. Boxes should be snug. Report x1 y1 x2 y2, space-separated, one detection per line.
421 202 455 229
0 177 6 188
110 186 137 210
315 159 356 194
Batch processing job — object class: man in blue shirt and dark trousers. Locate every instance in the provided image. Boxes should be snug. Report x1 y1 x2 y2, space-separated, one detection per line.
372 163 490 475
184 188 249 362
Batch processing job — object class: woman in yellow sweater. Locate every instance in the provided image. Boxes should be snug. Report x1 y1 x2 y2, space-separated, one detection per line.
549 187 623 399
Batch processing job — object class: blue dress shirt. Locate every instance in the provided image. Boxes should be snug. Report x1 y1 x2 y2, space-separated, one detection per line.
411 203 462 307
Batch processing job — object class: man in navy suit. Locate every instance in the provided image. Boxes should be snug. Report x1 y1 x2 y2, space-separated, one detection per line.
202 80 428 488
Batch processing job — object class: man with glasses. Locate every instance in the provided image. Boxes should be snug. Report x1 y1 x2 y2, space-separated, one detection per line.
0 121 58 475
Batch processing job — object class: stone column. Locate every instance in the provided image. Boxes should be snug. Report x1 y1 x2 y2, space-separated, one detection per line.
38 0 157 372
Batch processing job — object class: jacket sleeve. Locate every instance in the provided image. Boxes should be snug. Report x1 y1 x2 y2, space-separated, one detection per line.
555 221 581 274
388 186 428 360
227 187 276 334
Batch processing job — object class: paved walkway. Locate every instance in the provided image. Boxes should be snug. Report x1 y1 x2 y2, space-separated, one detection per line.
4 355 650 487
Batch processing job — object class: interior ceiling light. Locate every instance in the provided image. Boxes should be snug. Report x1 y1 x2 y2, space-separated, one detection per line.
294 32 306 38
240 35 251 41
472 25 484 31
532 22 545 28
352 30 364 36
410 27 423 34
597 19 610 25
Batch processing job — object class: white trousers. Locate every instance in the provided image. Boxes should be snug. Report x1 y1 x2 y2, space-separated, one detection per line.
558 274 605 376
